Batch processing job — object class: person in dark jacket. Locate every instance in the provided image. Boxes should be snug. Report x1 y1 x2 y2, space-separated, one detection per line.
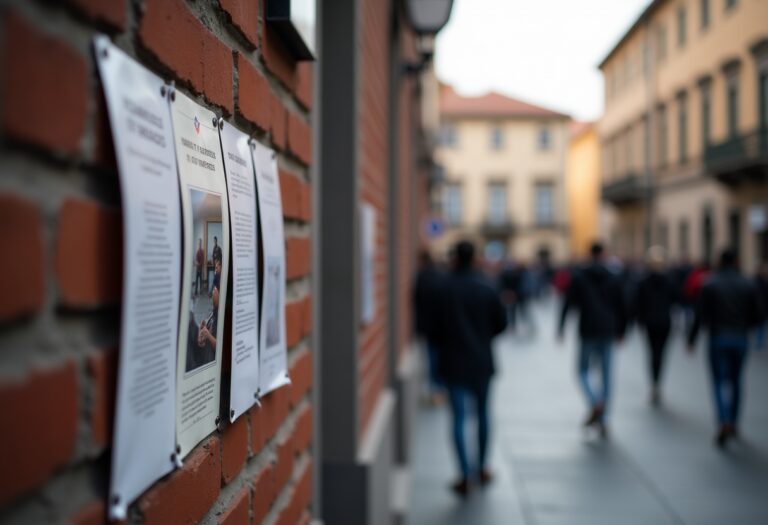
414 250 446 402
430 240 507 496
557 242 626 437
634 246 678 405
688 248 763 447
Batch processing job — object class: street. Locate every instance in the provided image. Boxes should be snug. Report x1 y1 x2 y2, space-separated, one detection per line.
408 297 768 525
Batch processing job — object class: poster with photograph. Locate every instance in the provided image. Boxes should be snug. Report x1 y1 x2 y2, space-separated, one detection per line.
94 37 181 520
220 121 260 422
170 90 230 458
360 203 376 324
253 142 289 395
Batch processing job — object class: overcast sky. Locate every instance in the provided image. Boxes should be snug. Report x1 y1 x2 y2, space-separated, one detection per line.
435 0 652 122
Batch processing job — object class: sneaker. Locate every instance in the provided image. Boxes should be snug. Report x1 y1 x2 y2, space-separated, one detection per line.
450 478 471 497
598 423 610 440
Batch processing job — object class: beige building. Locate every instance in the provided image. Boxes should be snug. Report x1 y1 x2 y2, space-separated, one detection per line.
599 0 768 271
434 86 571 264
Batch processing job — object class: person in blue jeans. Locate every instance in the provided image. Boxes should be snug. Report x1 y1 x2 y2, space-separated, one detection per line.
688 248 763 447
558 242 626 438
430 241 507 496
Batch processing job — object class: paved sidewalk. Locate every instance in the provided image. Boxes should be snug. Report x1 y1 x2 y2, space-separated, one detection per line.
407 298 768 525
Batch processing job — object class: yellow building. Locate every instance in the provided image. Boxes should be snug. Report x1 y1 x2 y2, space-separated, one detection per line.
599 0 768 270
566 122 601 259
434 86 571 264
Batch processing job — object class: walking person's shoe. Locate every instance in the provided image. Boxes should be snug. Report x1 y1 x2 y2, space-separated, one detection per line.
583 403 605 427
450 477 471 497
598 422 610 440
715 424 735 449
478 469 494 487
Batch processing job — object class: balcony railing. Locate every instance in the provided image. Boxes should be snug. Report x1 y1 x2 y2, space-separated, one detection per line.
601 172 648 205
704 128 768 184
480 218 515 237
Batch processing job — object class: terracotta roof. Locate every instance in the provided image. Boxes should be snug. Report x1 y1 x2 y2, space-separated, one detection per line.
439 85 569 119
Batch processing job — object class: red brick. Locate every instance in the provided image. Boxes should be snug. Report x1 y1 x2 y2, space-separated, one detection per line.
274 461 311 525
269 94 287 151
250 385 290 449
285 237 311 280
298 182 311 222
287 113 311 166
285 300 302 348
236 53 270 132
0 361 78 506
292 405 312 456
87 348 117 449
221 415 248 484
140 0 233 113
280 171 311 223
218 486 249 525
1 11 87 155
260 3 298 89
295 63 313 110
69 0 126 30
55 198 122 308
69 499 107 525
221 0 259 49
140 437 221 525
274 434 294 492
0 194 45 322
289 352 312 408
301 295 312 337
252 465 276 523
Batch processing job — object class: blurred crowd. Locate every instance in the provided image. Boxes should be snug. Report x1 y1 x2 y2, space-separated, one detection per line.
414 240 766 495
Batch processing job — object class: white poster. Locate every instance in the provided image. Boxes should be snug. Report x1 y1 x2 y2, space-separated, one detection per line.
94 37 181 520
253 142 289 395
220 122 260 422
170 90 230 458
361 203 376 324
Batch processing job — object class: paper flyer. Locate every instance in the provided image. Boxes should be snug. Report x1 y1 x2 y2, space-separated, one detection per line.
170 90 230 458
253 142 289 395
94 37 181 520
219 122 260 422
361 203 376 324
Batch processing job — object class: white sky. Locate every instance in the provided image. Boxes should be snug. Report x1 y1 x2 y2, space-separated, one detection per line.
435 0 652 122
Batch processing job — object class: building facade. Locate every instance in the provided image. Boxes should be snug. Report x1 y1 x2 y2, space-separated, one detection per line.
434 86 571 264
599 0 768 270
566 122 601 259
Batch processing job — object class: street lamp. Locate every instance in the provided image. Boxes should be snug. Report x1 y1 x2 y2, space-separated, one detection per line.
403 0 454 75
406 0 455 36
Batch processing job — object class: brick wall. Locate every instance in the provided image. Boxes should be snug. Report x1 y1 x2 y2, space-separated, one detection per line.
357 0 391 439
0 1 313 524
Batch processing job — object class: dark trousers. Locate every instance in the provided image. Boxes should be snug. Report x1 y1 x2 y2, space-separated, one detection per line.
194 269 203 295
709 335 748 427
446 379 491 479
644 324 670 386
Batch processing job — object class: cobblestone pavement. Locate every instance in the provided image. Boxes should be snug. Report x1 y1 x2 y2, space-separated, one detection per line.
407 297 768 525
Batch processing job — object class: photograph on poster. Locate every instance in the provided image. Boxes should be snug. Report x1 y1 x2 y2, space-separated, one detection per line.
264 256 282 348
186 188 223 374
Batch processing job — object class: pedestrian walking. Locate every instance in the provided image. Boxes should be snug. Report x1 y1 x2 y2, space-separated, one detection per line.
634 246 677 405
688 248 764 448
414 249 446 404
557 242 626 438
430 240 507 496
